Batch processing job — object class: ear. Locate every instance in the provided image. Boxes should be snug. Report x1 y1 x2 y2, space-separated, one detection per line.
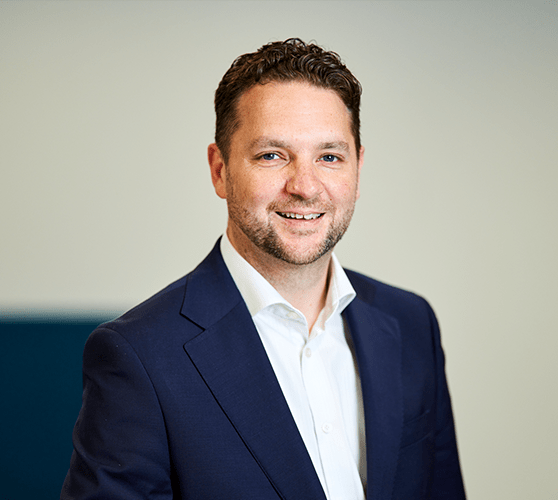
208 143 227 199
356 146 365 200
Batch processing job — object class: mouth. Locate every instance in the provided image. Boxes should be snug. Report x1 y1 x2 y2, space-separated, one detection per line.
277 211 324 221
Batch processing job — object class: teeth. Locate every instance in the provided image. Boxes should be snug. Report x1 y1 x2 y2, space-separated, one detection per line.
279 212 321 220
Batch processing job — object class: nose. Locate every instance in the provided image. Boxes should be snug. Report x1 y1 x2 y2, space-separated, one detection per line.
285 160 324 200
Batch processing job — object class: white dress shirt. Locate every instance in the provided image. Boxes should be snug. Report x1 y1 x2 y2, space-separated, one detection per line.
220 234 367 500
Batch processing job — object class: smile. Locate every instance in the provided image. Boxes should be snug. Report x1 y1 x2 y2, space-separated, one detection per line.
277 212 323 220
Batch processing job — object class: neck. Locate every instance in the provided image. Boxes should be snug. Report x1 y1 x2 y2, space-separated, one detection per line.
227 230 332 331
263 255 331 332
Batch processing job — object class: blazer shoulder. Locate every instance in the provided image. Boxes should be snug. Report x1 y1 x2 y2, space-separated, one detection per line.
344 268 434 320
91 274 189 346
92 239 238 348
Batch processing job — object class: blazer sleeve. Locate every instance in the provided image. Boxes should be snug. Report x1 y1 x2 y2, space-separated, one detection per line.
426 301 466 499
61 327 172 500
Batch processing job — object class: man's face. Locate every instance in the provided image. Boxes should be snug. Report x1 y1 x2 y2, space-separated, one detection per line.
209 81 363 267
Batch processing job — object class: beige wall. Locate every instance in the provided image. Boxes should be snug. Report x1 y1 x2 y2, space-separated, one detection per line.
1 1 557 498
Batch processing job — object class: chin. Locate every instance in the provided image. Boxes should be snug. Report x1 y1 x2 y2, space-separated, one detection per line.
260 235 337 266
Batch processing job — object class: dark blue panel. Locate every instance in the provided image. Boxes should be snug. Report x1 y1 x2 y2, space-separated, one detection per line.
0 318 113 500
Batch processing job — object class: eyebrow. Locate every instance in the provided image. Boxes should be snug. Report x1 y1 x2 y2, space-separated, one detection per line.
249 137 351 152
249 138 290 150
319 141 350 152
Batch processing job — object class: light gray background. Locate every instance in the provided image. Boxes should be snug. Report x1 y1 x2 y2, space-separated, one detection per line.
1 1 557 498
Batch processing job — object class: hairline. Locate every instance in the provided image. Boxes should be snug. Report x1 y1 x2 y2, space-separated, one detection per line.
224 79 360 163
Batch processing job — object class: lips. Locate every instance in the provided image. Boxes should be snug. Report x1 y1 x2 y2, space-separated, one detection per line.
277 211 324 220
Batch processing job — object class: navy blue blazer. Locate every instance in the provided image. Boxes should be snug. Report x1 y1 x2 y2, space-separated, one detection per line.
62 240 465 499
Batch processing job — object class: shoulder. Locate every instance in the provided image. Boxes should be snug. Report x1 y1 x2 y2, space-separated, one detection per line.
89 239 236 351
86 274 191 356
344 268 436 328
345 268 430 309
110 274 188 329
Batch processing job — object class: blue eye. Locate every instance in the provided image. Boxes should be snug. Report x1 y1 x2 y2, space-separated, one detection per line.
321 154 338 162
261 153 279 161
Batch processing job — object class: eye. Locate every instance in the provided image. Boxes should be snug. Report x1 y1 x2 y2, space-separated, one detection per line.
261 152 280 161
320 154 339 163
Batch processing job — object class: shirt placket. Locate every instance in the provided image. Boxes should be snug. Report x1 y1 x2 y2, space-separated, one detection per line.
301 333 365 500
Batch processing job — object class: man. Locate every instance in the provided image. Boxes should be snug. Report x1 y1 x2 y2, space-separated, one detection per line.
62 39 465 499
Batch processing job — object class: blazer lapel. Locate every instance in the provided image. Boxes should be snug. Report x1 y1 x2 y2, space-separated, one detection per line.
344 293 403 500
180 242 326 500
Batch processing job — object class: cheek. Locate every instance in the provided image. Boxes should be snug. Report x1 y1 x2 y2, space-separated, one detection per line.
240 174 283 203
229 182 267 216
326 178 357 203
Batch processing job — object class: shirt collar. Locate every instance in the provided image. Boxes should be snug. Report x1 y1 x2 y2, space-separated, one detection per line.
220 233 356 322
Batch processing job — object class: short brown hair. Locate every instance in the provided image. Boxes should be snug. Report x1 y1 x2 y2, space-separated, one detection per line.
214 38 362 163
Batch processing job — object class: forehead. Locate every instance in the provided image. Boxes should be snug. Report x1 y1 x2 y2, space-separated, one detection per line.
233 81 354 148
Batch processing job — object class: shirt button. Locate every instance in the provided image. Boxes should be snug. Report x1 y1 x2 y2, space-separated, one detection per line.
287 311 298 320
304 348 312 358
322 423 333 433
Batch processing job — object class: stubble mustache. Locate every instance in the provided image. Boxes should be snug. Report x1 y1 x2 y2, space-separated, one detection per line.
267 197 333 214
